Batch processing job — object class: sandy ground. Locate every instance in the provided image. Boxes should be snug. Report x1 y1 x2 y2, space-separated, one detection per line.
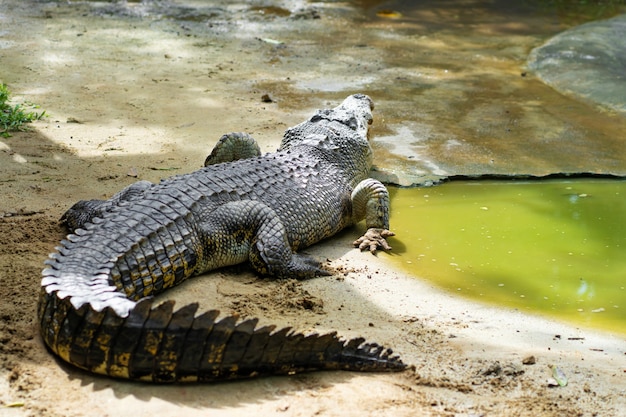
1 1 625 416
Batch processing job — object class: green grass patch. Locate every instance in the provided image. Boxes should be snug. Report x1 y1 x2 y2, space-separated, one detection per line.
0 83 46 137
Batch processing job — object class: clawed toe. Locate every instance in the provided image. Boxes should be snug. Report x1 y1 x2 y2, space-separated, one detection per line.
284 254 330 280
353 228 394 254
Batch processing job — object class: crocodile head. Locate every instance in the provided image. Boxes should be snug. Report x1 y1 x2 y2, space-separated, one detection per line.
279 94 375 155
313 94 374 139
332 93 374 137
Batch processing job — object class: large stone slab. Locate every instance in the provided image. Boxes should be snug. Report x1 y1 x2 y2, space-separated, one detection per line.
528 14 626 115
366 10 626 186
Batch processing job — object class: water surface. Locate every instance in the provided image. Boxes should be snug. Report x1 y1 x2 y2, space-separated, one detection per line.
388 179 626 334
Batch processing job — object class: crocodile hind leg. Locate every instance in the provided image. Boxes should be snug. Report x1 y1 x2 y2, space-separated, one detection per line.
60 180 153 232
204 132 262 166
197 200 328 279
350 178 395 253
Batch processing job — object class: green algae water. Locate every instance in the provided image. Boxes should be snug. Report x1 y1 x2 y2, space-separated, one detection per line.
388 179 626 334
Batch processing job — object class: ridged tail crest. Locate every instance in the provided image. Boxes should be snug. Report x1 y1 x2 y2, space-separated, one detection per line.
38 290 405 382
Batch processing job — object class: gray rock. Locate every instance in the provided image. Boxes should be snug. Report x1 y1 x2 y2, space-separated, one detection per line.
528 14 626 114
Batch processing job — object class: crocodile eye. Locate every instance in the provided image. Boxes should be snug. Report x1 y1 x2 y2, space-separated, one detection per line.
347 116 359 130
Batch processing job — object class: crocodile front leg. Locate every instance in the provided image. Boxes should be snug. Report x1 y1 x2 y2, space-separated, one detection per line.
350 178 395 253
204 132 262 166
197 200 328 279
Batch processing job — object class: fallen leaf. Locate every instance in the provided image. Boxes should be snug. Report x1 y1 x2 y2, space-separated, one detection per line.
551 365 568 387
259 37 283 45
376 10 402 19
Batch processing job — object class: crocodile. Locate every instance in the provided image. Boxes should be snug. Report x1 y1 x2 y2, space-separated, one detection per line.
38 94 404 382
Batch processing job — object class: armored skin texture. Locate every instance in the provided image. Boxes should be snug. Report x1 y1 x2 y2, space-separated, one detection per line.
39 94 404 382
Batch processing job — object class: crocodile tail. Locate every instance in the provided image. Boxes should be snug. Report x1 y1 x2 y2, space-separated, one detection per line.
38 290 405 383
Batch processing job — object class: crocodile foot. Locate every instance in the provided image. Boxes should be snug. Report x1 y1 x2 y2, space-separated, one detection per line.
353 228 394 253
286 253 331 280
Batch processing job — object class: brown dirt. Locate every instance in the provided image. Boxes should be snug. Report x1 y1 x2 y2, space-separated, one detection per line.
1 1 625 416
